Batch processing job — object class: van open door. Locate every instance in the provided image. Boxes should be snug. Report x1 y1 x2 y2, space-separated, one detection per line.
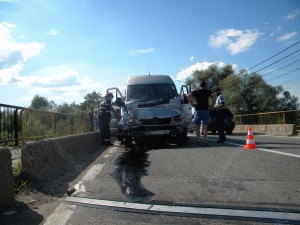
105 88 124 137
179 85 193 133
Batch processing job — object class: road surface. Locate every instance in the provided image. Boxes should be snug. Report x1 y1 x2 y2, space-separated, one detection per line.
44 133 300 224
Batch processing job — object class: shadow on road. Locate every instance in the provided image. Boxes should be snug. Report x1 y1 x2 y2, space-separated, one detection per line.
0 201 43 225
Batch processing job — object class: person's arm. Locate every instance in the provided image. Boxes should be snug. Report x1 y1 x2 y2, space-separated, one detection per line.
187 93 196 107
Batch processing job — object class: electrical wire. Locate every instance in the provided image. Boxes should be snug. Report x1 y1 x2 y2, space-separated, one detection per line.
254 49 300 73
260 58 300 78
248 40 300 70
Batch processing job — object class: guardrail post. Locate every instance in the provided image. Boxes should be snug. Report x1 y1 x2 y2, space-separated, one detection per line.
14 109 19 146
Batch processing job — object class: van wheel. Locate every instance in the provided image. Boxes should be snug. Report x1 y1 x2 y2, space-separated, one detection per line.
177 132 187 145
124 137 132 148
226 130 233 135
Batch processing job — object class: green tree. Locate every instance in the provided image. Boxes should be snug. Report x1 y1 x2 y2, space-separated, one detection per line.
188 64 235 90
278 91 299 111
185 65 299 115
30 95 50 109
80 91 103 111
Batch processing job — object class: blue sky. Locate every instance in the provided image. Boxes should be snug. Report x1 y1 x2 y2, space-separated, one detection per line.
0 0 300 107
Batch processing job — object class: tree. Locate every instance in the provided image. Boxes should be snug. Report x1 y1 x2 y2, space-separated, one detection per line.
278 91 299 111
185 65 299 115
188 64 235 90
79 91 103 111
30 95 50 109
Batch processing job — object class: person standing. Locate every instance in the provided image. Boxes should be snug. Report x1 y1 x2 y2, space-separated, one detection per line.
99 92 114 146
213 86 227 143
187 81 213 146
88 106 95 132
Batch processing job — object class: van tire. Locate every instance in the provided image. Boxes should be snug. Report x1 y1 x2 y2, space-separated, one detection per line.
176 131 187 145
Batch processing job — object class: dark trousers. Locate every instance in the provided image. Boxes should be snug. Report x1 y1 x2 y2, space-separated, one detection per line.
216 109 226 141
99 113 111 144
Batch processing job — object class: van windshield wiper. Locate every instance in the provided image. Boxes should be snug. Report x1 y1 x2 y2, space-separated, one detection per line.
138 98 169 108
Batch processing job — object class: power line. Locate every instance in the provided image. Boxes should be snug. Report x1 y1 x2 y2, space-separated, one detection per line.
280 76 300 86
266 67 300 82
254 49 300 73
260 58 300 78
249 40 300 70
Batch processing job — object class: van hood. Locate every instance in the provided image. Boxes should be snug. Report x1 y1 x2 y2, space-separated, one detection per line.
125 99 181 120
132 106 180 120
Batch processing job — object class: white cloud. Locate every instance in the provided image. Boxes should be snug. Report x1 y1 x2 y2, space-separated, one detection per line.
0 22 44 63
49 29 59 36
130 48 154 55
277 32 297 42
209 29 260 55
284 9 300 21
190 56 194 61
176 61 237 81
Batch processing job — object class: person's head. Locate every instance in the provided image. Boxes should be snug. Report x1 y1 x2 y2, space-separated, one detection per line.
105 92 114 101
213 86 221 94
199 81 207 89
90 106 94 110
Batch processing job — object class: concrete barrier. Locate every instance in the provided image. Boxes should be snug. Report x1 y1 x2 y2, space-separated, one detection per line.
234 124 295 136
0 148 14 212
21 132 101 180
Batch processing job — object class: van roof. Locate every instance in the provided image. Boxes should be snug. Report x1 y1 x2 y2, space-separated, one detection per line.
127 75 174 85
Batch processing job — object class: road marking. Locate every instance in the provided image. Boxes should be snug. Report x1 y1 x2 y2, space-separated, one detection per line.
103 154 111 158
107 146 117 154
65 196 300 222
44 203 76 225
207 139 300 158
82 164 105 181
73 164 105 194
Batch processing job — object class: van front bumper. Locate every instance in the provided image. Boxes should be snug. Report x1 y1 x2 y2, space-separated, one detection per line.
124 125 184 137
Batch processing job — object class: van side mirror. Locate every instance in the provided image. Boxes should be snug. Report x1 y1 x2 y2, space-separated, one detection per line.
115 97 125 107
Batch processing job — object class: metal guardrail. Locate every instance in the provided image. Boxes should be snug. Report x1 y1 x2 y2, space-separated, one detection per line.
0 103 88 146
234 110 300 126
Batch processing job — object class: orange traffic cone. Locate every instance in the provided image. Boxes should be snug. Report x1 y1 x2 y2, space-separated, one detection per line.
244 126 256 150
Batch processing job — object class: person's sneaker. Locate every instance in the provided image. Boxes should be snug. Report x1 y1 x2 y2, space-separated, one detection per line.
201 142 208 146
217 138 226 144
196 141 202 146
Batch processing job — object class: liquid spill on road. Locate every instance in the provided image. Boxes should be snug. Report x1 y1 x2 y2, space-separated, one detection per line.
113 150 154 202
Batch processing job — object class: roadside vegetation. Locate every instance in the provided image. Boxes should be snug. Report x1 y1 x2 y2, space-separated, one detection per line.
186 64 299 115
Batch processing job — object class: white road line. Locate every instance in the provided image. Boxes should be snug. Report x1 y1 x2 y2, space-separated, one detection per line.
43 203 76 225
207 138 300 158
65 196 300 222
103 154 111 158
82 164 105 181
107 146 117 154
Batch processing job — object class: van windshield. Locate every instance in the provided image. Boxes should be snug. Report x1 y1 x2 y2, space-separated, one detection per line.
127 84 178 103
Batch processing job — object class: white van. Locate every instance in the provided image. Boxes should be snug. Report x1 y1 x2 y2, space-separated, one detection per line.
107 75 193 150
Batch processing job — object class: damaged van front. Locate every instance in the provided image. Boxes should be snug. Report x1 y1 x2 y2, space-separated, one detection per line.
107 75 192 150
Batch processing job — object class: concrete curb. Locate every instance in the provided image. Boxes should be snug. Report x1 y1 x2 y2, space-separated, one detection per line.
21 132 101 180
0 148 14 212
234 124 295 136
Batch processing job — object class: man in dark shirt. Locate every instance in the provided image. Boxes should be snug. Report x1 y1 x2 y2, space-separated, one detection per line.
187 81 213 146
99 92 114 146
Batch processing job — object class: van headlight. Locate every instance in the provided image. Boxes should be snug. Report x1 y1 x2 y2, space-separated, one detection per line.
126 118 142 126
170 115 182 125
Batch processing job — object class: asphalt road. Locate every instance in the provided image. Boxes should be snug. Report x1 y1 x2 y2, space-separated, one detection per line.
44 133 300 225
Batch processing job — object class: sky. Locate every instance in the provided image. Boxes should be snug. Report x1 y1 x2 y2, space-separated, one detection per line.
0 0 300 107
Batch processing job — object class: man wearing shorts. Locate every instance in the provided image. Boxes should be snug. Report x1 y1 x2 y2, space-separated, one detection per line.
187 81 213 146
